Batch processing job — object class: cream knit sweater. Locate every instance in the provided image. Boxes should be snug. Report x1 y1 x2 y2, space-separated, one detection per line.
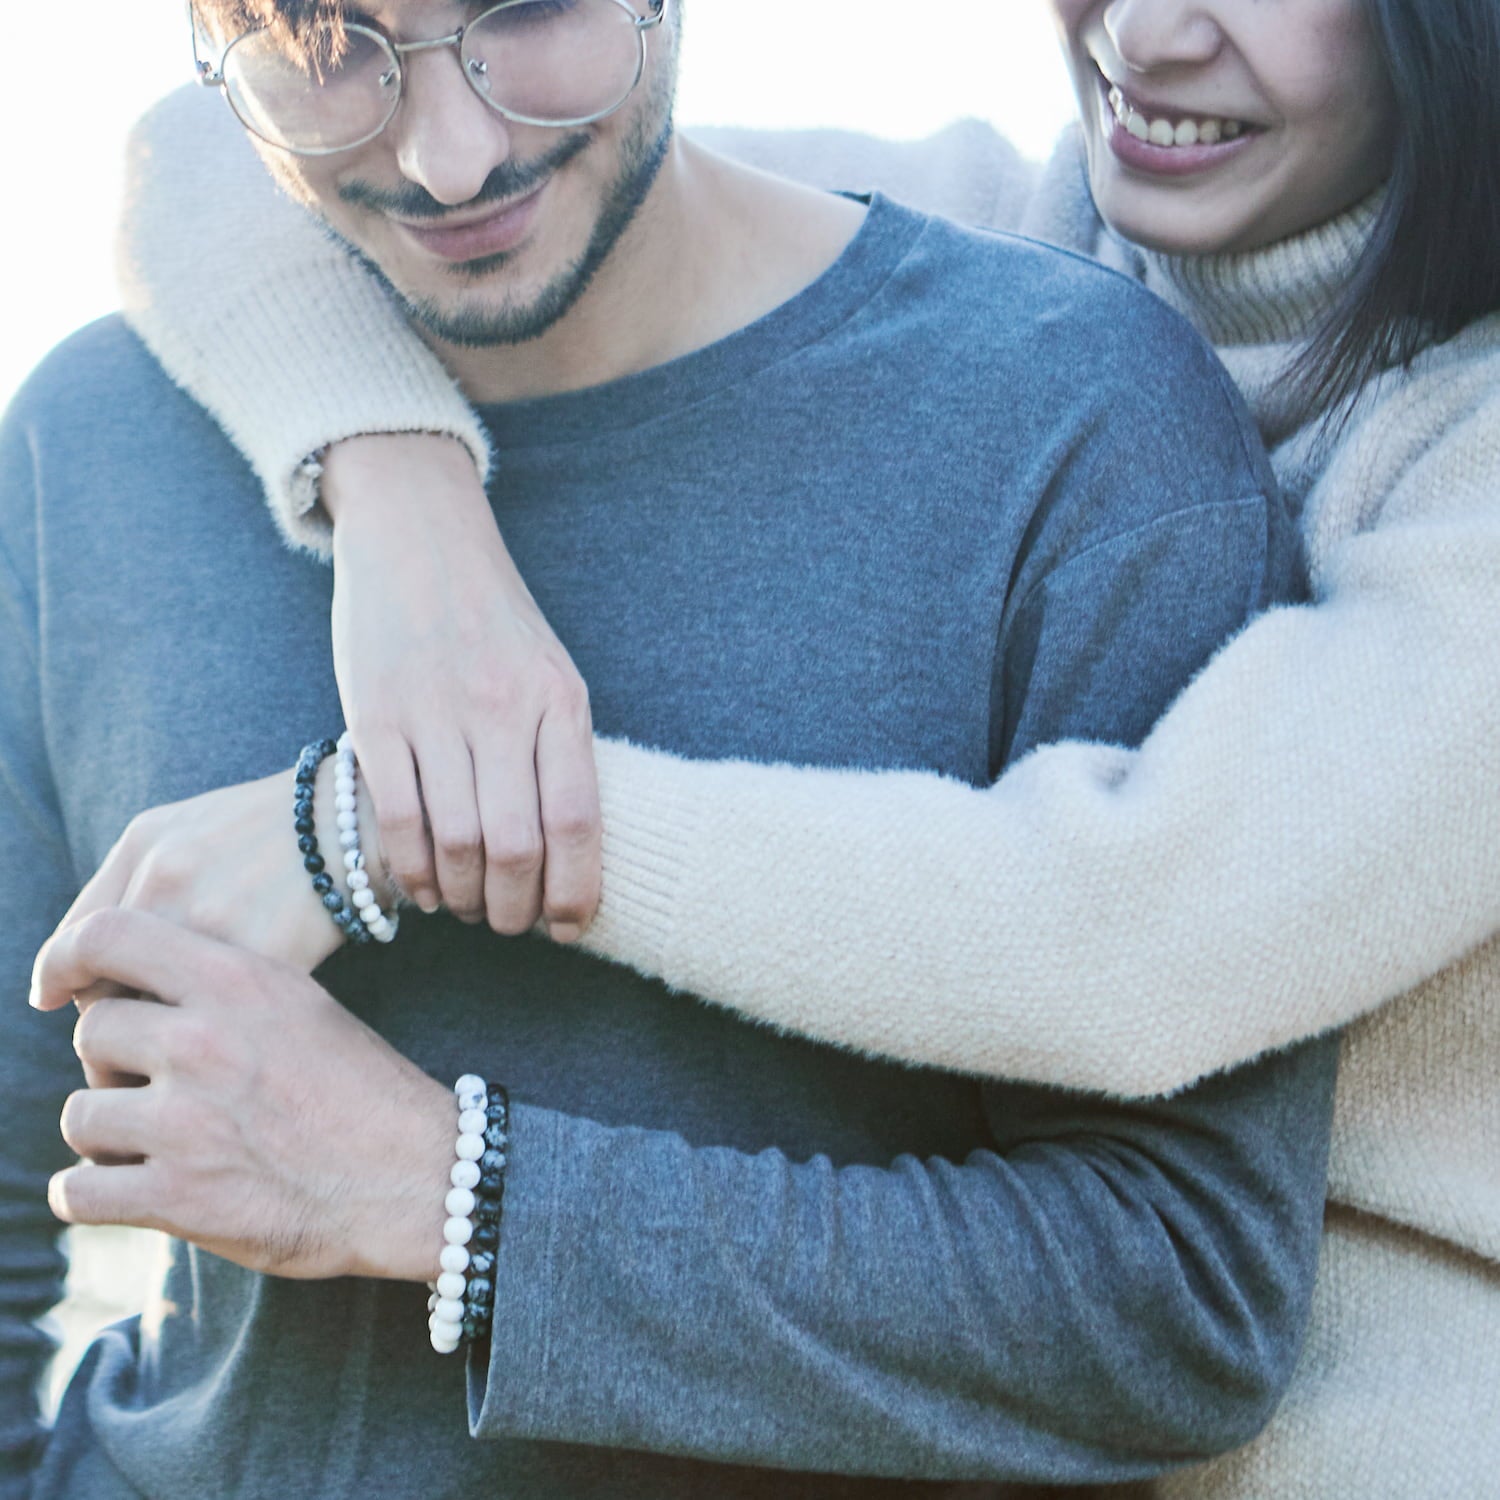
119 88 1500 1498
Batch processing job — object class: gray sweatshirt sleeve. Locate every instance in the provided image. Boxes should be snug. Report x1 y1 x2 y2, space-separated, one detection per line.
465 428 1338 1483
0 412 88 1499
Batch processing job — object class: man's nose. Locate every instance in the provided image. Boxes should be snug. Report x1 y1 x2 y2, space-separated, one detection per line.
1104 0 1225 72
390 47 515 206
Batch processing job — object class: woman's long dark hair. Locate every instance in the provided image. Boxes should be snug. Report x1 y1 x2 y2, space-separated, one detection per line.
1297 0 1500 415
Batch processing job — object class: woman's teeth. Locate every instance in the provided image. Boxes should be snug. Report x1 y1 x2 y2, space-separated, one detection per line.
1108 85 1245 147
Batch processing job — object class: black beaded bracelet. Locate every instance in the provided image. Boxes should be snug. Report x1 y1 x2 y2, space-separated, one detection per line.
461 1085 509 1345
294 738 372 947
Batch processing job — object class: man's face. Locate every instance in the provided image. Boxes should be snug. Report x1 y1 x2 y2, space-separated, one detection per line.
255 1 680 347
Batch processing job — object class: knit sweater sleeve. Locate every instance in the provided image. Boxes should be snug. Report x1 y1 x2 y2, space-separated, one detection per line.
116 88 1039 554
116 84 493 557
579 332 1500 1099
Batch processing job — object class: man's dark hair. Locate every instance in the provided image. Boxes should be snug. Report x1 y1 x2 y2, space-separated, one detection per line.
193 0 348 68
1295 0 1500 420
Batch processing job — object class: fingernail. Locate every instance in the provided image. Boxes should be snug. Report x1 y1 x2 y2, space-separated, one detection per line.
28 985 41 1010
416 892 441 915
549 923 582 946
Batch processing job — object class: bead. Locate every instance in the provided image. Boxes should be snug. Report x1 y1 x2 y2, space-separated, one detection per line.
427 1291 439 1312
457 1090 487 1115
466 1276 493 1305
467 1250 496 1279
432 1297 464 1326
294 816 315 836
483 1122 508 1148
322 891 345 912
478 1169 505 1194
347 868 371 891
334 791 357 813
479 1148 506 1174
455 1073 486 1097
455 1133 484 1162
297 834 318 856
311 873 334 895
336 809 359 832
303 853 326 875
352 887 376 910
457 1108 487 1136
339 829 360 849
442 1216 474 1246
439 1242 471 1275
430 1332 461 1355
450 1159 480 1190
445 1187 476 1219
436 1270 467 1301
344 849 364 872
372 920 398 944
472 1221 499 1250
360 905 382 926
293 801 314 823
461 1314 486 1341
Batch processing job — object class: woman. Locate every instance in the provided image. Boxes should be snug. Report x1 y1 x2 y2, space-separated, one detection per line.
102 0 1500 1494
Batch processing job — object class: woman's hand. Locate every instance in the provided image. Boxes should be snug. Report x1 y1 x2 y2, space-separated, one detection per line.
322 434 601 941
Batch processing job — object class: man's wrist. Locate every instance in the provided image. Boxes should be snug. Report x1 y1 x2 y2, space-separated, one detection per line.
344 1071 457 1284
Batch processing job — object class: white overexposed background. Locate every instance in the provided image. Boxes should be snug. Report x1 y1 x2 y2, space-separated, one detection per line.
1 0 1077 1408
0 2 1075 410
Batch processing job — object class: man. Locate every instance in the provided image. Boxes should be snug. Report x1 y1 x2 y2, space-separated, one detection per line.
0 2 1336 1496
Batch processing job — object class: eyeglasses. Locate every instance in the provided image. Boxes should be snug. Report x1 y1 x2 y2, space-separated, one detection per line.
191 0 668 156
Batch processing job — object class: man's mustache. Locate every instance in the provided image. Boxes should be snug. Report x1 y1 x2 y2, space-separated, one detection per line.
337 131 592 220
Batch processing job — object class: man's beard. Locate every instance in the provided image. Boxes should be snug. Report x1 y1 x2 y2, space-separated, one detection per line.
331 89 674 349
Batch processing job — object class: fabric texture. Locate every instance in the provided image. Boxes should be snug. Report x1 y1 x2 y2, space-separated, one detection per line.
114 92 1500 1496
4 203 1336 1496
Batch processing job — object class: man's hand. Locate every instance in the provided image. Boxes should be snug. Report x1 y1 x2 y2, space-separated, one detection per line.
30 909 454 1283
323 434 601 940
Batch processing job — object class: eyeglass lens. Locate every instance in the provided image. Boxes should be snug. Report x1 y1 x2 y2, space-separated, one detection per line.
221 0 647 154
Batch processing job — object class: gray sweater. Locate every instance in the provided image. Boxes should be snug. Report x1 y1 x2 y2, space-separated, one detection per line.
1 198 1335 1498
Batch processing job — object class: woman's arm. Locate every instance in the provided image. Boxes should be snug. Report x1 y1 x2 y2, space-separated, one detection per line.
116 85 493 557
117 88 1041 927
579 349 1500 1097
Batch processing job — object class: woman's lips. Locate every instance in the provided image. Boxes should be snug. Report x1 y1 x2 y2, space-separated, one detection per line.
1097 74 1262 179
397 182 548 263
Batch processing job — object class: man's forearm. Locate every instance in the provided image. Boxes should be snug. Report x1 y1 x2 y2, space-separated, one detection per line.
466 1034 1337 1485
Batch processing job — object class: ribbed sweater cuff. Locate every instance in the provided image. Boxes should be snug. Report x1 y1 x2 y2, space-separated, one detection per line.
142 254 491 559
581 738 717 986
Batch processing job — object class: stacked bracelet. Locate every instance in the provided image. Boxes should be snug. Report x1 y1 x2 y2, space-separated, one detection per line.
294 739 370 947
428 1074 508 1355
334 733 398 944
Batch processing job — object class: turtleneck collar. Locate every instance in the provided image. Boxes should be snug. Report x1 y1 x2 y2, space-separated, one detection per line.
1138 192 1384 350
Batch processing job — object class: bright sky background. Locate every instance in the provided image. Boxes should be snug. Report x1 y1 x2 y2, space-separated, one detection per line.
0 3 1076 410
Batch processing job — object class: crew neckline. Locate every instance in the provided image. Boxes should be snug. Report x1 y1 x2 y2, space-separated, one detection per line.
474 193 927 450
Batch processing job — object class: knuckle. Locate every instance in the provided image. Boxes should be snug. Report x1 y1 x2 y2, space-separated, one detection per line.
543 890 594 927
73 908 130 966
551 670 591 722
433 823 483 867
545 802 599 846
486 830 544 877
58 1090 91 1148
379 805 426 843
470 675 523 722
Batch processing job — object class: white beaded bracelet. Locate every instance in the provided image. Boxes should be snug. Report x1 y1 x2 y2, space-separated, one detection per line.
334 732 399 945
428 1073 488 1354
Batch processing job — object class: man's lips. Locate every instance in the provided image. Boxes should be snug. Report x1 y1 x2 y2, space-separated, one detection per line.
394 181 549 263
